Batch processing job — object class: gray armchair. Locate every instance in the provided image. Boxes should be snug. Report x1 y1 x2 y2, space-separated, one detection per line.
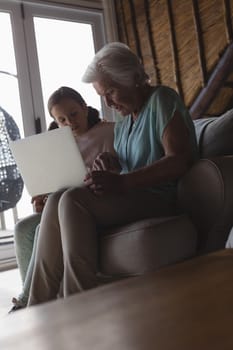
98 109 233 279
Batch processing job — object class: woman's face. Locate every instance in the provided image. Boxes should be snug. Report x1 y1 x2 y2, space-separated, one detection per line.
93 80 137 117
50 97 88 137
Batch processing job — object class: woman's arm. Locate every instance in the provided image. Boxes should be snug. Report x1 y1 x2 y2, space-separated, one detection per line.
85 111 195 194
123 110 194 189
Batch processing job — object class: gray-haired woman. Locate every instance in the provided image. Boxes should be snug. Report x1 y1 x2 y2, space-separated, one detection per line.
28 42 199 305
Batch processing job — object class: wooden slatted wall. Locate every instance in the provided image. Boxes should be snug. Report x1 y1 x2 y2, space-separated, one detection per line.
114 0 233 118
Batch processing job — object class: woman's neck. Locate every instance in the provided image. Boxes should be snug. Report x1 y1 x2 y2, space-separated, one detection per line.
132 84 155 120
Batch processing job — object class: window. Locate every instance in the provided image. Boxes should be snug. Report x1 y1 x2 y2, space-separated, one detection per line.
0 0 107 265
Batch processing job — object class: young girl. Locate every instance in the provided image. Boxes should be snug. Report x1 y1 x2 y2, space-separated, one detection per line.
10 86 117 312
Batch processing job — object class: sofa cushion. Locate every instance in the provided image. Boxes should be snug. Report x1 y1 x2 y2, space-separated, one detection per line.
194 108 233 158
178 157 233 253
100 215 197 277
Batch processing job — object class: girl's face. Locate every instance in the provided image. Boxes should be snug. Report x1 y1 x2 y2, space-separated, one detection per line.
93 80 138 117
51 97 88 137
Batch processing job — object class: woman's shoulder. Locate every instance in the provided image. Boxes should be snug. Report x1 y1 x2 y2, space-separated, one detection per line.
151 85 178 99
146 85 181 111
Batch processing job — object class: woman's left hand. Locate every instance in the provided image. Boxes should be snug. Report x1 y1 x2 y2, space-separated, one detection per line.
84 170 127 195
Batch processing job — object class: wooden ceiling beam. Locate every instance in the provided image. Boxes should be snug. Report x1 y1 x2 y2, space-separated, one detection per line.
144 0 161 84
192 0 207 87
128 0 143 63
166 0 183 99
190 43 233 119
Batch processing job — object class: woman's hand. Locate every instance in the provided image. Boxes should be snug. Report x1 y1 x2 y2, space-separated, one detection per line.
84 170 127 195
92 152 121 173
31 194 48 213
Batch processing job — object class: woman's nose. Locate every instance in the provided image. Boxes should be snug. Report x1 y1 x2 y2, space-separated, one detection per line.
104 95 113 108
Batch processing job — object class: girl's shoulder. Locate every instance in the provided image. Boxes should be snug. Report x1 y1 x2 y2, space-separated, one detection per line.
89 119 114 130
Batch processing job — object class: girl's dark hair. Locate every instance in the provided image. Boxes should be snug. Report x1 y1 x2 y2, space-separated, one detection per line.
48 120 59 131
47 86 101 129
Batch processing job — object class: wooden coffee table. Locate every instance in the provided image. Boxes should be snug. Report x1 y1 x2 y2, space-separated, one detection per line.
1 249 233 350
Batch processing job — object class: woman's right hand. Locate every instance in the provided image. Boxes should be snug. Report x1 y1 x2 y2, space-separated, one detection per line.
92 152 121 172
84 170 129 196
31 194 48 213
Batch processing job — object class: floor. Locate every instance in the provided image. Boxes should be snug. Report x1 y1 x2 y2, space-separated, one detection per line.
0 268 22 318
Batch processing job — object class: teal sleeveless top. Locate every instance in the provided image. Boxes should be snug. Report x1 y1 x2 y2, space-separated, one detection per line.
114 85 199 198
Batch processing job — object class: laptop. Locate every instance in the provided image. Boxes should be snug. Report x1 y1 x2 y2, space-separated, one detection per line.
9 126 87 197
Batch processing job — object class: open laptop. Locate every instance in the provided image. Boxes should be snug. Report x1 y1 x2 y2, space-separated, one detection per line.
9 126 87 197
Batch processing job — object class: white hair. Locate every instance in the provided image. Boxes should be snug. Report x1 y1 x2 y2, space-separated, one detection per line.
82 42 149 87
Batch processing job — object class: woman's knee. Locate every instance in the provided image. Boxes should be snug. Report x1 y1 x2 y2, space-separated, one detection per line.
58 187 90 213
45 190 65 208
58 188 98 261
41 190 66 220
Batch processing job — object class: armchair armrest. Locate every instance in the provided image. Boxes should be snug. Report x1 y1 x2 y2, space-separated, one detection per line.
178 156 233 253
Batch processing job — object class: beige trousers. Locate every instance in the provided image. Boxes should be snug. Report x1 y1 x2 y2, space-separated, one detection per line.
28 187 176 305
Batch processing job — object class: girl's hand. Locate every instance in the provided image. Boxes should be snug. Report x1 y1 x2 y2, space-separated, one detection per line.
84 170 127 195
92 152 121 173
31 194 48 213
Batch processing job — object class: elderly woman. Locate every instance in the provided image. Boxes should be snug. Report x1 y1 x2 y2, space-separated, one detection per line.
28 42 199 305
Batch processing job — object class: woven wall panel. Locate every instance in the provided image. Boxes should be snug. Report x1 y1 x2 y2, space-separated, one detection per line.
231 0 233 23
133 0 157 84
171 0 201 106
114 0 233 116
123 1 138 56
115 0 128 45
207 86 233 115
42 0 102 6
199 0 227 73
226 70 233 81
149 0 176 91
